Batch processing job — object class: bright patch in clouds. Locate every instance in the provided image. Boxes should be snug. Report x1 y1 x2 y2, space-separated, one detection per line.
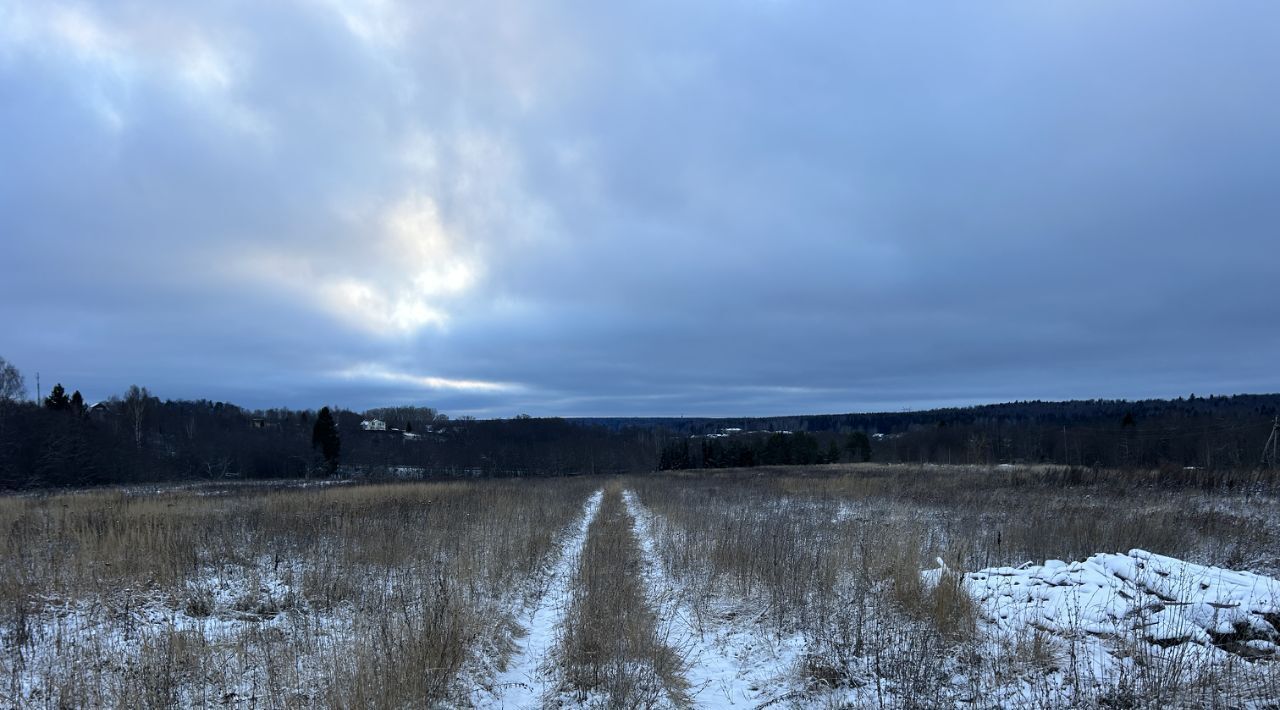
4 2 265 135
238 192 480 336
323 0 408 49
335 363 515 393
49 6 114 59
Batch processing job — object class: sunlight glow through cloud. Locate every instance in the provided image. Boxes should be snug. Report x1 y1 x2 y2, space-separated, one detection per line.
335 363 516 393
236 192 480 336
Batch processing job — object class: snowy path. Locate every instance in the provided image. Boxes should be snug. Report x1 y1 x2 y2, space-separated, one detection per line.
490 489 603 709
623 490 804 709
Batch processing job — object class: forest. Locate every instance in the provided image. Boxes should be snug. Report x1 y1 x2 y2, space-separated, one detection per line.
0 356 1277 489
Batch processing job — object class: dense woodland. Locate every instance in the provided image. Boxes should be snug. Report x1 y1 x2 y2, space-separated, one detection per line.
605 395 1280 473
0 395 660 488
0 357 1277 489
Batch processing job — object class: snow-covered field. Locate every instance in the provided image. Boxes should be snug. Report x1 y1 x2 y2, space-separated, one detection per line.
2 467 1278 707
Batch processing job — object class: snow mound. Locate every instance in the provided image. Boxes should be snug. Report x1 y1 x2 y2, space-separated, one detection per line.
946 550 1280 658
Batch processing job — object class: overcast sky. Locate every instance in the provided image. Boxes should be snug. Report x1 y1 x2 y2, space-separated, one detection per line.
2 1 1278 417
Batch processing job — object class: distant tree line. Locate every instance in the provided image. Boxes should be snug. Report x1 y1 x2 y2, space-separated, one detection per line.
0 356 663 489
1 354 1278 490
660 432 838 470
617 394 1280 471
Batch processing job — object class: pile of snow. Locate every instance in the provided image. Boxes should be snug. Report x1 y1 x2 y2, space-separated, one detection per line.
945 549 1280 658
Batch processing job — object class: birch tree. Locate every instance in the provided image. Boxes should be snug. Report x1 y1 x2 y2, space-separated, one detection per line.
124 385 150 449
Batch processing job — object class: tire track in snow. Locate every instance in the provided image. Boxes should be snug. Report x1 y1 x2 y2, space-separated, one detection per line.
623 490 805 708
490 489 603 709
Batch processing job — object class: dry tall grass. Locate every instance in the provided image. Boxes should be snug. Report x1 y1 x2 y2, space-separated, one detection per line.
559 484 686 708
0 477 597 708
3 465 1277 707
627 464 1280 706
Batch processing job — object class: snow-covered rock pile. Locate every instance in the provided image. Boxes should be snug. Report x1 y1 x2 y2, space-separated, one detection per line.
954 550 1280 658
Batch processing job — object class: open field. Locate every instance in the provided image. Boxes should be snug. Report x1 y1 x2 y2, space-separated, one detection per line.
2 465 1279 708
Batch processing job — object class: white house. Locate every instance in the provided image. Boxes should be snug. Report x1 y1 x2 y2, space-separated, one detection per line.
360 419 387 431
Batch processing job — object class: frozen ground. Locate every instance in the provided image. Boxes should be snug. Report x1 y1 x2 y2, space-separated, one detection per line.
5 479 1279 708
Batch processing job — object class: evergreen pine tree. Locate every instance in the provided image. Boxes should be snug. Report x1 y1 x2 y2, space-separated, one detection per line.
312 406 341 475
825 440 842 464
846 431 872 462
44 383 71 411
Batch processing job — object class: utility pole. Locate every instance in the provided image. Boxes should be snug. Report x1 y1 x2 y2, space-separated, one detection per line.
1263 416 1280 469
36 372 41 404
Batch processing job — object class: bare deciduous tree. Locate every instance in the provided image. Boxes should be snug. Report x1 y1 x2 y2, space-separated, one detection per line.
0 357 25 403
124 385 150 449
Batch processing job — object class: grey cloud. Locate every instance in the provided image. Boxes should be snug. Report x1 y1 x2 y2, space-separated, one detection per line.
1 1 1278 415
